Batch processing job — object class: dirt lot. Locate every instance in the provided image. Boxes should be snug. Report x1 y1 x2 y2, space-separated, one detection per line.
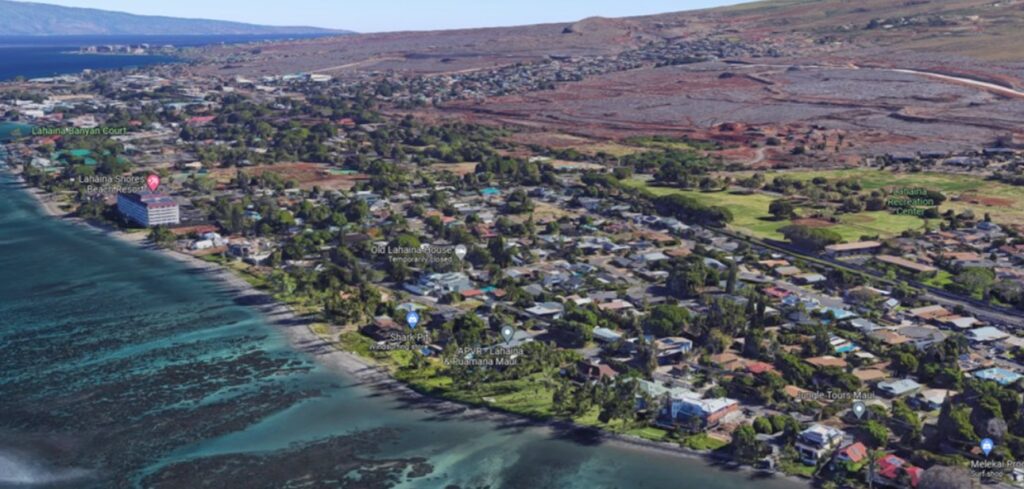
210 163 369 191
437 61 1024 158
429 162 478 176
960 194 1016 207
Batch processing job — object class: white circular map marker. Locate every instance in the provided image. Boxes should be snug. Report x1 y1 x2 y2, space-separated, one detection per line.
500 326 515 344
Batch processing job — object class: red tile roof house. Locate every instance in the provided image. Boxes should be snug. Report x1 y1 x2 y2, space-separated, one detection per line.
745 361 778 376
461 289 485 299
872 454 922 488
474 224 498 239
763 286 792 300
576 360 619 382
186 115 216 126
361 316 404 341
834 442 868 465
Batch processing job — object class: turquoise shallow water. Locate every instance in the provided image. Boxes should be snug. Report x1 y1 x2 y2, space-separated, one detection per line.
0 169 805 489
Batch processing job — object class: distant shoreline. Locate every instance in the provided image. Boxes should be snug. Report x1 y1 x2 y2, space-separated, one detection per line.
2 166 809 487
0 33 335 82
59 50 174 57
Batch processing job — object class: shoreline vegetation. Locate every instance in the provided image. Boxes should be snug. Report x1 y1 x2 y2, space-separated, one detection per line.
4 165 810 487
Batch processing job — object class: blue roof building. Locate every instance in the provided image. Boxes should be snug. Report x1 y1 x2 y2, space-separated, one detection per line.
974 367 1023 386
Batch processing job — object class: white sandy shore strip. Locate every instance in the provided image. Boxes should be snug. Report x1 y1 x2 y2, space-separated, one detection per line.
9 170 809 486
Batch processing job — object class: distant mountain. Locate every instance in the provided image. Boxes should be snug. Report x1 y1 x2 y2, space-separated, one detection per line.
0 0 347 36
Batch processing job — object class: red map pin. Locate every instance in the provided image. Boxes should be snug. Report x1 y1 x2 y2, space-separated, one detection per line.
146 174 161 192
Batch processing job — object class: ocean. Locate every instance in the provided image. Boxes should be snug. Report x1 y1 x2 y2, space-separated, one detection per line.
0 170 806 488
0 35 328 81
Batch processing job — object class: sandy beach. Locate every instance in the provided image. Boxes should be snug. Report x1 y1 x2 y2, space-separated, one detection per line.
5 167 809 486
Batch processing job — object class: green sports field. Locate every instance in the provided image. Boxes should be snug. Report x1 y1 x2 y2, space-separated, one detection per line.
730 168 1024 226
623 178 928 241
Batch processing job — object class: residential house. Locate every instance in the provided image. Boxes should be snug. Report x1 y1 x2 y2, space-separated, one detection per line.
806 355 848 369
898 326 948 350
966 326 1010 344
913 389 954 411
593 327 624 343
795 424 846 465
872 454 922 488
659 392 739 430
654 337 693 364
362 316 405 341
834 442 868 466
576 360 619 382
825 241 882 258
525 301 565 318
973 367 1023 386
877 378 922 398
404 272 473 297
876 255 938 274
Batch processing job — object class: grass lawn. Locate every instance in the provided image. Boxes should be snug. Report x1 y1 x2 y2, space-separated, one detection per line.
482 377 556 417
227 262 268 289
779 459 817 478
337 331 375 357
454 299 484 311
198 254 226 264
334 331 557 418
450 373 556 418
681 433 728 451
624 136 698 152
626 426 670 442
921 270 954 288
587 142 648 157
401 365 558 419
334 333 679 443
399 366 454 392
729 168 1024 227
623 179 926 241
572 407 644 433
831 211 927 242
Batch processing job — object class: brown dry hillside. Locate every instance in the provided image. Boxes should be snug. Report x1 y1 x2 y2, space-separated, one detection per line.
197 0 1024 75
190 0 1024 159
707 0 1024 61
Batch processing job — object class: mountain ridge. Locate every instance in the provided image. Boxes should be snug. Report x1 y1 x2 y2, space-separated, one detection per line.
0 0 347 36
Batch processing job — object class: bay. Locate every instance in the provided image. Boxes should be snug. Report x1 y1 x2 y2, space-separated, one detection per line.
0 35 329 81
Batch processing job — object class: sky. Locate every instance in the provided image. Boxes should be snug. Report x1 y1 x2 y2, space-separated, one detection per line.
28 0 746 33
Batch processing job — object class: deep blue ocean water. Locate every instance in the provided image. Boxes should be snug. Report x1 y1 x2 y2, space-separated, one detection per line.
0 35 328 81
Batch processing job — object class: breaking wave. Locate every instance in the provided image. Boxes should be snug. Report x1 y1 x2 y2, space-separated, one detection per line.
0 450 91 486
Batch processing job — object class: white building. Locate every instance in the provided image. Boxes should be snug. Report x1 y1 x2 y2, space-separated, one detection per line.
117 192 180 227
658 391 739 428
403 272 473 297
795 424 846 465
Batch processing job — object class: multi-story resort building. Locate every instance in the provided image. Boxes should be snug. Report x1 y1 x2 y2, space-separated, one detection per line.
117 192 180 227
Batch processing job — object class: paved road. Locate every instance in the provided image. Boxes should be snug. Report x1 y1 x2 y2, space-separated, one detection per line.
706 227 1024 329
